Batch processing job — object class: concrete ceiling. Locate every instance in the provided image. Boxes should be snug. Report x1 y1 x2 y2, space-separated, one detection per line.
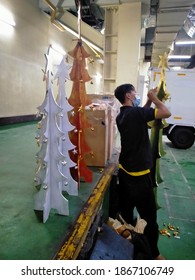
39 0 195 67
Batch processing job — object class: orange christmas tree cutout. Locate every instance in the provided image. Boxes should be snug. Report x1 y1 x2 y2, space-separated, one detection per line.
68 39 93 184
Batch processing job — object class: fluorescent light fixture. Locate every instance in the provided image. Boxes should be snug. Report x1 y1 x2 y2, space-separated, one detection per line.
0 5 15 26
0 21 14 36
168 55 191 59
175 40 195 45
172 66 182 70
0 5 15 36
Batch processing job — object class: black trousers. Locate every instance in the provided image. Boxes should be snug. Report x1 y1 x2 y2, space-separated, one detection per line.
118 168 160 259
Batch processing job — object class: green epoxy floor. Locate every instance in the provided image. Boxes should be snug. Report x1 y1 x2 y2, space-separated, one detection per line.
0 122 195 260
0 122 102 260
157 137 195 260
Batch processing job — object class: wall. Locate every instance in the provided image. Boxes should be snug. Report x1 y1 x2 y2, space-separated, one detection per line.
116 2 142 89
0 0 103 119
103 3 146 94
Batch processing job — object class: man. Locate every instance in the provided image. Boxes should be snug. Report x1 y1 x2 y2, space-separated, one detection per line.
114 83 171 260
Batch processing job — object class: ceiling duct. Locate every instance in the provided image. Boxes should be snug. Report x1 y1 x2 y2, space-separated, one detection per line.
183 5 195 38
183 17 195 38
150 0 195 66
142 0 159 62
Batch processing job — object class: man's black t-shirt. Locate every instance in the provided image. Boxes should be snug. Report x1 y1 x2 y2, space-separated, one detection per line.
116 106 155 173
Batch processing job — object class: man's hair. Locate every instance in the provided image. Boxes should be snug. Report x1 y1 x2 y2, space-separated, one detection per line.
114 83 135 104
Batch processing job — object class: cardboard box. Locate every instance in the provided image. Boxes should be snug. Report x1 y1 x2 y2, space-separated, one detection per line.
84 109 108 167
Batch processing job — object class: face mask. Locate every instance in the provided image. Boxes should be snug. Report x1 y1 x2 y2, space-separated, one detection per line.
132 97 140 107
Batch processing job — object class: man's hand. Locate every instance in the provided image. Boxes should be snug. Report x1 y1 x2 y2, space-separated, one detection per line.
147 87 171 119
147 87 158 102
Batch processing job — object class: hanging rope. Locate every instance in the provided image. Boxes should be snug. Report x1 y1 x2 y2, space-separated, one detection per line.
77 0 81 40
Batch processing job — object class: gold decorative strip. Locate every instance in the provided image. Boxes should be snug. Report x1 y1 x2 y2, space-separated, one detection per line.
44 0 65 31
174 116 182 120
153 72 161 82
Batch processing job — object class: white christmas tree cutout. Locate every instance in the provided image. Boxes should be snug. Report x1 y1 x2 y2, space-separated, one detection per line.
55 56 78 196
34 47 78 223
